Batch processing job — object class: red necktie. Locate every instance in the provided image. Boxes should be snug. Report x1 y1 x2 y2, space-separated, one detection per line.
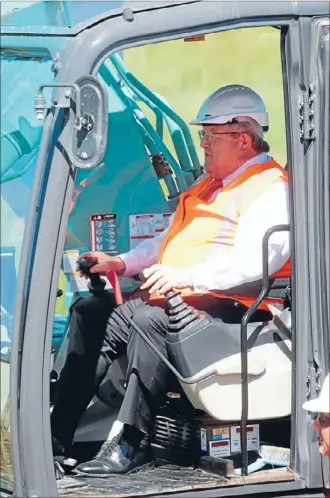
199 179 223 201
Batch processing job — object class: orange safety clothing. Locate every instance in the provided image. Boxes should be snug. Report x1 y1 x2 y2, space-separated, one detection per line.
151 159 290 311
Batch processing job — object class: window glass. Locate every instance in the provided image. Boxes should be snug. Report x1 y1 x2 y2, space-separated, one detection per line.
0 54 54 488
124 27 286 165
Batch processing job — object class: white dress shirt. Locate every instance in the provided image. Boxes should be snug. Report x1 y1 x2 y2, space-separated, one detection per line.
120 153 290 291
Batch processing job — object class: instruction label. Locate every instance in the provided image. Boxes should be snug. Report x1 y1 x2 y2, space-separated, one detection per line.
230 425 260 453
69 272 112 293
129 213 172 249
209 440 230 458
90 213 118 254
69 273 134 293
63 249 79 273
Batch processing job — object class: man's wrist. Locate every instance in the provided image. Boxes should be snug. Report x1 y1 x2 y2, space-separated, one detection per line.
114 256 126 276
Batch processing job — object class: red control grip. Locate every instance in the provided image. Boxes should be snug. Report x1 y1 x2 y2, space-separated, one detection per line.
106 269 123 305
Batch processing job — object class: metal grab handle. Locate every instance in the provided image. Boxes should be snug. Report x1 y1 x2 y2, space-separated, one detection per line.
240 224 290 476
110 53 201 176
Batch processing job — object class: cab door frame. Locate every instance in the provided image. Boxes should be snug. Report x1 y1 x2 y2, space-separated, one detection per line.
304 16 330 490
9 2 329 497
282 14 330 490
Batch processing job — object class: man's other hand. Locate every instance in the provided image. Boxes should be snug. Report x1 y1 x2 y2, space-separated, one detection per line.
76 252 126 277
140 264 193 295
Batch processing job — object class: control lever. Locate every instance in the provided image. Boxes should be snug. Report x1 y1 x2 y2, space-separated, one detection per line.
138 269 202 332
106 269 123 305
165 290 201 332
77 257 106 293
123 271 220 385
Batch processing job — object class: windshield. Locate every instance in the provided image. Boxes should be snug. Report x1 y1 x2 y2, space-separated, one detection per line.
1 1 123 28
0 54 53 488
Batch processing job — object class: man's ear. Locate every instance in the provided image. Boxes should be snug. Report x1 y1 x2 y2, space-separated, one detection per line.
240 132 253 151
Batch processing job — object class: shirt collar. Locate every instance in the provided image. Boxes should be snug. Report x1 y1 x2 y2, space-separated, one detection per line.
222 153 271 187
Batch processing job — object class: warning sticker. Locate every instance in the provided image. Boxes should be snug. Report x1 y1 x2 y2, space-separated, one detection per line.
69 273 134 294
69 272 112 293
90 213 118 254
212 427 230 441
200 428 207 451
230 425 260 454
129 213 172 249
63 249 79 273
209 440 230 459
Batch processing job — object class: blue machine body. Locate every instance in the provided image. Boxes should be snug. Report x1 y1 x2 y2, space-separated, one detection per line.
0 1 201 355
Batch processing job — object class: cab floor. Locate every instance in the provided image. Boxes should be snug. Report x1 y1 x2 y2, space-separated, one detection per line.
57 463 229 497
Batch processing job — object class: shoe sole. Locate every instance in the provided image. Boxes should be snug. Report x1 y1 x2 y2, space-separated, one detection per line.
75 459 154 478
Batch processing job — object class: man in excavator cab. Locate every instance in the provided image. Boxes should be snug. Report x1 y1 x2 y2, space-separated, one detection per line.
50 83 290 477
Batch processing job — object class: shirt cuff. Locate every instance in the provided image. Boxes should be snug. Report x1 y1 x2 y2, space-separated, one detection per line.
118 251 143 278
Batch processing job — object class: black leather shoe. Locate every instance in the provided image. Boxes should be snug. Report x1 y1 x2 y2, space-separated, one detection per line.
76 438 153 477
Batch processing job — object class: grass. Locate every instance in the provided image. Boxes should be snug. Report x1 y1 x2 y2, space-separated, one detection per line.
125 27 287 166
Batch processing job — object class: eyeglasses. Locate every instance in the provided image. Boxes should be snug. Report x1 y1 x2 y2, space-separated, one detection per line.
198 130 240 142
316 412 330 427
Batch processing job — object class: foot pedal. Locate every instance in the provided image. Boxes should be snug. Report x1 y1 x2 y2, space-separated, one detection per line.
62 457 78 469
54 460 65 480
54 456 78 480
57 476 86 491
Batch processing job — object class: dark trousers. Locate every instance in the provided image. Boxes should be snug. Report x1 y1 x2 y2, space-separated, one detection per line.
51 292 270 449
51 293 173 448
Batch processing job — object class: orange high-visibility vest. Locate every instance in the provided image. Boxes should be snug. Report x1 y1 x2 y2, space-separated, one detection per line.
152 159 291 311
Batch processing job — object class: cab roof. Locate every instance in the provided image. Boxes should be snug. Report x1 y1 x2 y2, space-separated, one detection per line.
1 0 198 35
1 0 328 38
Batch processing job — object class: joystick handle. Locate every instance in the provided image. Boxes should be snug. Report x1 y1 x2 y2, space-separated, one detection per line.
138 270 198 332
77 257 106 294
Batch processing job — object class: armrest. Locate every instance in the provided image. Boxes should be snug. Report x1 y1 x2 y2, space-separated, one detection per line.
216 353 266 377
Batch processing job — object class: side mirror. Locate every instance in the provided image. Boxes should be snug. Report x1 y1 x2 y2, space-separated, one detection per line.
68 75 108 169
35 76 108 169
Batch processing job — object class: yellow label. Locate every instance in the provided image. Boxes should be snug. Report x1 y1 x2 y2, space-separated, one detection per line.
213 427 229 437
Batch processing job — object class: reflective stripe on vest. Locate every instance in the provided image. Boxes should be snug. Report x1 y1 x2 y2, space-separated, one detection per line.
150 159 290 311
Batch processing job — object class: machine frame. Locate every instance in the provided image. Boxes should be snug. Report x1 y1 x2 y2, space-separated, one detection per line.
1 1 329 496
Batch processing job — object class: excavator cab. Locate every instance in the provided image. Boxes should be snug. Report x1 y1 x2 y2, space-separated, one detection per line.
1 2 329 497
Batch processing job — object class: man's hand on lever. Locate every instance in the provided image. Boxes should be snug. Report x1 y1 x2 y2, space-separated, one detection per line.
77 252 126 277
140 264 194 295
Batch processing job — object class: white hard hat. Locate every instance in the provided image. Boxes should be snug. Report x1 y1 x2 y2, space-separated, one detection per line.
190 84 269 130
302 373 330 413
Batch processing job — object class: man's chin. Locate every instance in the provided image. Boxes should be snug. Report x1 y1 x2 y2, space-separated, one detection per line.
204 166 213 176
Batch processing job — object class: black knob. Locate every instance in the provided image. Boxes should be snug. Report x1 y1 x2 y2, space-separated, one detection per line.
165 290 199 332
138 270 199 332
77 257 106 294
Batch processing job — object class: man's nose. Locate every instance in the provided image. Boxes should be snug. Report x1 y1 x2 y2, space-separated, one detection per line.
312 418 320 431
201 138 210 149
